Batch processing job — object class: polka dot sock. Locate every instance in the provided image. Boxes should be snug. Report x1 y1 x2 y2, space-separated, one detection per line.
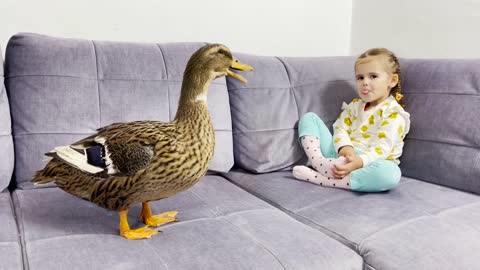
300 135 348 178
292 165 351 189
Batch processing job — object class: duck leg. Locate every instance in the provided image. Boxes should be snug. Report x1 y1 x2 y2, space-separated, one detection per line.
138 202 178 227
119 209 159 240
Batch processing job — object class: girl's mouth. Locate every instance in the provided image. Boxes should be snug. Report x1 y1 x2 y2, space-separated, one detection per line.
362 90 370 95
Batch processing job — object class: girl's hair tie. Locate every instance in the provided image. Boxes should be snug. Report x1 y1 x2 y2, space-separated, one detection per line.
395 92 404 102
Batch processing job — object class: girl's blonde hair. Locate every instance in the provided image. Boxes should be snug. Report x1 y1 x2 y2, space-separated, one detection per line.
356 48 405 107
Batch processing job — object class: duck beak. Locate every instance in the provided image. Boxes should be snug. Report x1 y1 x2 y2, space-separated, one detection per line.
227 58 254 83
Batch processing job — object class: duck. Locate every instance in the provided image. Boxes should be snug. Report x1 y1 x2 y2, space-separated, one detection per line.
31 44 253 240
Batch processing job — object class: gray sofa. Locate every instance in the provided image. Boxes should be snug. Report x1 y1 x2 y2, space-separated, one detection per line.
0 33 478 270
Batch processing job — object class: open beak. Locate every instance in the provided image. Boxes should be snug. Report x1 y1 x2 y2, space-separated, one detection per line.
227 58 254 83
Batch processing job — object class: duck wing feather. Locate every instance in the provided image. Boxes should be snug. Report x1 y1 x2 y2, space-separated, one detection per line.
69 120 178 176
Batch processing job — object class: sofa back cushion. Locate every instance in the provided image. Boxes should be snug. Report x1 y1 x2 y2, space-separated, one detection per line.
5 33 234 188
0 49 14 191
227 54 357 173
399 59 480 194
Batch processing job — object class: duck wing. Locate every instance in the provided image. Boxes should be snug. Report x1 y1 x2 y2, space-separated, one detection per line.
57 120 178 176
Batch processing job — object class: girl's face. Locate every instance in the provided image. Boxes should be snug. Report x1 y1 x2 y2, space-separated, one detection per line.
355 56 398 107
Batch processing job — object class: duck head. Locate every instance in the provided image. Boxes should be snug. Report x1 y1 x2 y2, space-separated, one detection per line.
181 44 253 103
185 43 253 83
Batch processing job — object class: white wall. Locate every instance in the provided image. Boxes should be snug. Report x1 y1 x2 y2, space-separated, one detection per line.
0 0 352 57
351 0 480 58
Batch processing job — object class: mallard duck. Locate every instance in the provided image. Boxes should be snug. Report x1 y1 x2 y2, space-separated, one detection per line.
32 44 253 240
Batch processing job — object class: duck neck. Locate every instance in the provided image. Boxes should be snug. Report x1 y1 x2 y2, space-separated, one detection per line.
174 71 212 122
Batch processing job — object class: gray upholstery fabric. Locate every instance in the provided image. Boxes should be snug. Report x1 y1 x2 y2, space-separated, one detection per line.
223 170 480 269
0 49 14 192
5 33 234 188
399 59 480 194
13 175 362 270
227 54 357 173
227 56 480 194
0 192 23 270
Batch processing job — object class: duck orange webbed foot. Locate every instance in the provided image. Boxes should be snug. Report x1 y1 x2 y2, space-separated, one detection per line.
139 202 178 227
119 209 159 240
121 226 159 240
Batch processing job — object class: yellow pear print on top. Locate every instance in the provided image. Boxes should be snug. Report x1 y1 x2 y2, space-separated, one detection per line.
378 132 386 139
386 156 395 160
362 134 371 139
398 125 404 135
361 125 368 132
381 120 389 127
353 98 360 103
389 112 398 119
378 109 383 118
344 117 352 126
369 115 375 125
375 147 383 155
334 137 341 143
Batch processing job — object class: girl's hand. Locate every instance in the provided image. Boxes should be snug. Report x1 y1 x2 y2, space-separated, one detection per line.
332 155 363 178
338 146 355 159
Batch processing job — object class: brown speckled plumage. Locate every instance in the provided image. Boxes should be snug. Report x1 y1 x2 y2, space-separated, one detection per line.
32 44 250 213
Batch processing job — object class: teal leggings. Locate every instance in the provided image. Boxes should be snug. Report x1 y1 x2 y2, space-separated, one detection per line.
298 112 401 192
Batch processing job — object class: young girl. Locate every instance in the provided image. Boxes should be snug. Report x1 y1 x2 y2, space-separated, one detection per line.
292 48 410 192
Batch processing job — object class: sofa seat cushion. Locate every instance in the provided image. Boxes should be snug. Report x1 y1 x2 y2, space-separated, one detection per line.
223 170 480 269
0 192 23 270
12 175 362 270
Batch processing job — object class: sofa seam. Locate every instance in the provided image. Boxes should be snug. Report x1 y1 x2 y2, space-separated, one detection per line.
435 201 480 215
401 91 480 97
358 214 433 252
275 57 302 129
404 136 480 150
4 74 226 86
363 261 377 270
187 189 219 217
91 40 102 127
220 216 287 270
357 202 480 250
140 241 171 270
13 129 233 136
6 192 25 270
228 79 355 91
155 44 170 121
155 209 277 230
11 191 29 270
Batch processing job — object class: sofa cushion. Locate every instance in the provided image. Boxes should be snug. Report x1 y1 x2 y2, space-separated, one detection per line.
226 54 357 173
0 48 14 192
12 175 362 270
0 191 23 270
223 170 480 269
5 33 234 188
399 59 480 194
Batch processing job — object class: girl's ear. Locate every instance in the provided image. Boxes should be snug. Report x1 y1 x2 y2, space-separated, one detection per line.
390 74 399 88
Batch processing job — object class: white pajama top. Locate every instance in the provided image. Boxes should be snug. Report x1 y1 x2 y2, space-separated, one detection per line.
332 95 411 166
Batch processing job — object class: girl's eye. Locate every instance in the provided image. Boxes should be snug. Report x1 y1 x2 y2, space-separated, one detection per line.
356 76 363 80
370 74 378 79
